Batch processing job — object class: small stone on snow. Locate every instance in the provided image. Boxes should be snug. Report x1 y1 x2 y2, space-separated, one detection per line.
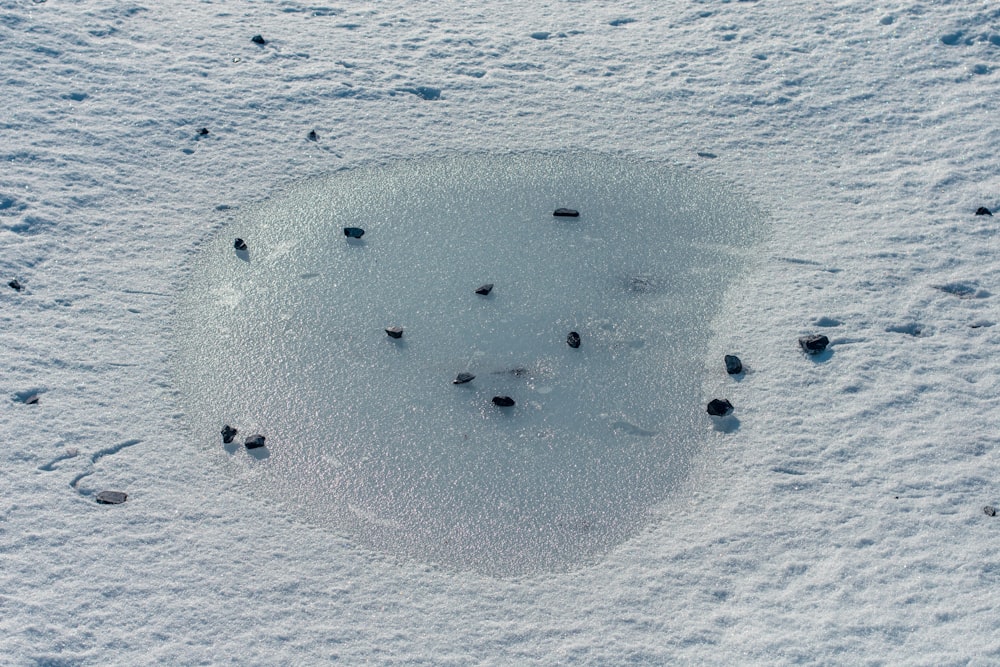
234 238 247 251
385 326 403 339
475 283 493 295
492 396 516 407
344 227 365 239
975 207 992 216
95 490 128 505
245 434 266 449
985 505 997 517
799 334 829 354
221 425 238 444
251 35 267 45
553 208 579 217
567 331 581 348
453 372 475 384
9 279 23 291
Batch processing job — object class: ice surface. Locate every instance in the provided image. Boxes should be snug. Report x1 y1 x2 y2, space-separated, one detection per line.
175 152 764 575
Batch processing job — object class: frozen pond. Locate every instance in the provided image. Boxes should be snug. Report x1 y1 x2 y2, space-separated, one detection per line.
175 152 765 576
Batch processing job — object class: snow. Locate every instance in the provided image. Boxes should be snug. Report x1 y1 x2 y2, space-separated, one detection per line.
2 0 999 664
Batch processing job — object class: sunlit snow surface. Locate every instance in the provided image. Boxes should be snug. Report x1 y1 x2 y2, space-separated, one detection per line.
176 153 764 574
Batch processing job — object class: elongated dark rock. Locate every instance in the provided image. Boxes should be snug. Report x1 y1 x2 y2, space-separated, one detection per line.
799 334 830 354
96 490 128 505
567 331 581 348
553 208 579 217
706 398 734 417
975 207 992 216
385 326 403 339
453 372 475 384
492 396 515 407
344 227 365 239
251 34 267 45
475 283 493 295
724 354 743 375
245 434 266 449
221 425 238 444
234 238 248 251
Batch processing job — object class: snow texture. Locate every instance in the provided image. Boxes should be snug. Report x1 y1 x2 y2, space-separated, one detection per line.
2 0 1000 664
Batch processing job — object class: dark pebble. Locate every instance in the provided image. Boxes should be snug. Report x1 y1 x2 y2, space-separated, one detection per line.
198 128 209 136
385 326 403 339
95 490 128 505
975 207 992 216
799 334 829 354
221 425 238 444
553 208 579 217
453 372 475 384
9 279 23 291
234 238 248 251
706 398 734 417
24 393 39 405
344 227 365 239
985 505 997 517
724 354 743 375
307 130 318 141
492 396 516 407
244 434 266 449
251 34 267 45
475 283 494 296
567 331 581 348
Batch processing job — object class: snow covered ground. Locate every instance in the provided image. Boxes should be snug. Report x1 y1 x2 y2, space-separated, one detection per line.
2 0 999 664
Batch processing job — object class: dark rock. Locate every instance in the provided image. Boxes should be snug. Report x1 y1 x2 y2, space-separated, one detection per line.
24 393 39 405
221 425 238 444
706 398 734 417
975 207 992 216
553 208 579 217
567 331 581 348
986 505 997 517
95 490 128 505
244 434 266 449
9 279 23 291
492 396 516 407
385 326 403 339
251 34 267 45
344 227 365 239
453 372 475 384
475 283 494 296
724 354 743 375
234 238 248 251
307 130 318 141
198 128 209 136
799 334 829 354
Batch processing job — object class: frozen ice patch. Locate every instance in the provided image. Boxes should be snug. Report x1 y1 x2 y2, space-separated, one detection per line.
174 152 765 576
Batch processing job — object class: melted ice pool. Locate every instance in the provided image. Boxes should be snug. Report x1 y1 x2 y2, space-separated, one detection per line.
175 152 764 576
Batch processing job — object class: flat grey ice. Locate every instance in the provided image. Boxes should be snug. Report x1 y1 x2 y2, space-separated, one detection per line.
175 152 764 576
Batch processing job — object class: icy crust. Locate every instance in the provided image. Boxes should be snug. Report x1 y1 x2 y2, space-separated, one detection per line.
175 152 765 575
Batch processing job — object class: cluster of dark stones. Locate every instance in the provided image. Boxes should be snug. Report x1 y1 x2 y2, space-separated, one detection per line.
707 335 832 417
220 424 267 450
